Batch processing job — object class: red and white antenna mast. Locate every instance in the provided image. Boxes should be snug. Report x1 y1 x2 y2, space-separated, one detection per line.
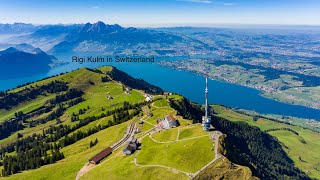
202 69 211 131
205 72 209 118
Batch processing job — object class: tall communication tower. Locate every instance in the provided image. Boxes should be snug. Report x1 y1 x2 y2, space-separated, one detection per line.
202 73 211 131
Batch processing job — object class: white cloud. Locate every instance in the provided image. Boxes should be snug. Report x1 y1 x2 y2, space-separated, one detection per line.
177 0 212 4
92 6 99 9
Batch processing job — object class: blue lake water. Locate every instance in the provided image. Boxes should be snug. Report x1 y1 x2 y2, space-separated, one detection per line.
1 55 320 120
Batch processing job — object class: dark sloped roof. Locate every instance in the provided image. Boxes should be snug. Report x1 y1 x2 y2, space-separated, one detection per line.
127 144 136 152
90 147 113 163
166 114 176 122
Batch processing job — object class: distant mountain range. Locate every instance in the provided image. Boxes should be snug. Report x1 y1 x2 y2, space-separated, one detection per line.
0 44 56 79
0 23 40 34
1 22 210 55
49 21 209 55
6 24 80 51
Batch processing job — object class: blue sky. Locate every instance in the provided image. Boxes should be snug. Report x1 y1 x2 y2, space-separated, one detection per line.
0 0 319 26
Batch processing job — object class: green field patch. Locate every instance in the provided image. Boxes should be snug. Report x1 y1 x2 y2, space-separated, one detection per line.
153 99 169 108
168 94 183 101
178 125 209 140
137 135 215 173
10 68 103 93
142 120 155 132
65 82 144 121
177 118 192 126
152 128 178 142
96 66 113 74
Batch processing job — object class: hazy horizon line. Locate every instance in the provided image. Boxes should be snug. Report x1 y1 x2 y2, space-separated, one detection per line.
2 21 320 28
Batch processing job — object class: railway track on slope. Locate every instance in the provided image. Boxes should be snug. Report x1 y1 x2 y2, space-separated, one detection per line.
111 117 139 150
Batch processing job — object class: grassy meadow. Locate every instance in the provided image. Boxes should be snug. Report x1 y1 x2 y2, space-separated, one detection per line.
213 105 320 179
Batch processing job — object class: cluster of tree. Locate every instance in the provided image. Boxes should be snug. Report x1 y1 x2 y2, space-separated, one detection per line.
78 108 87 115
213 116 310 180
71 105 91 122
113 110 129 124
265 128 299 136
26 106 53 120
0 132 62 159
107 67 163 94
67 97 84 107
0 119 24 140
29 104 65 127
0 81 68 110
1 144 64 176
14 111 24 118
71 113 80 122
0 111 28 140
89 138 98 148
47 89 83 105
169 96 203 123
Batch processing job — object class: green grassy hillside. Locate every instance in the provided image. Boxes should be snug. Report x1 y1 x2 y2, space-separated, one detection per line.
1 65 317 180
0 66 225 180
213 105 320 179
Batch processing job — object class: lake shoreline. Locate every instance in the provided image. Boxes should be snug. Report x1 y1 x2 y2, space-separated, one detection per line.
1 59 320 121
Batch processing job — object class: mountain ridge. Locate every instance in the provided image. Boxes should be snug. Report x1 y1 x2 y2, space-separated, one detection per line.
0 46 56 79
49 21 208 55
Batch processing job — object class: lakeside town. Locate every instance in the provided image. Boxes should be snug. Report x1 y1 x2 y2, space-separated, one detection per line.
158 58 320 110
